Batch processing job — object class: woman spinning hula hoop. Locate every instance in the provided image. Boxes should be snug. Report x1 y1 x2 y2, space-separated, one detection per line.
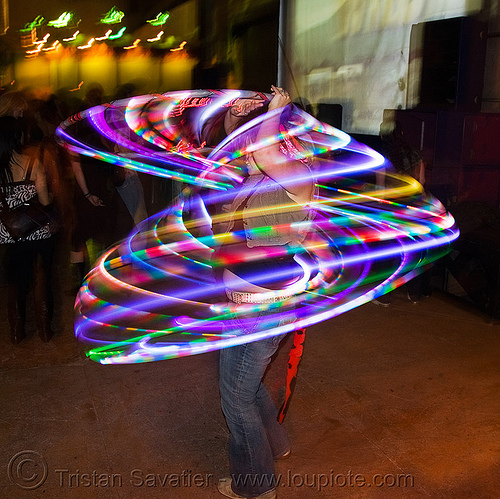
58 86 459 498
215 86 315 499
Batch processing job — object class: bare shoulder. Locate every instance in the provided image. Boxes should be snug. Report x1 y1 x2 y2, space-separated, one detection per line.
20 148 44 181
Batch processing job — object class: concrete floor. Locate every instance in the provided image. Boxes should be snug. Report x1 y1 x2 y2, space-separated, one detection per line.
0 249 499 499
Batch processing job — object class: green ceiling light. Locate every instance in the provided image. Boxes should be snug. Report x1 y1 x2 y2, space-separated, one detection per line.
20 15 45 32
47 12 75 28
108 27 126 40
100 6 125 24
147 12 170 26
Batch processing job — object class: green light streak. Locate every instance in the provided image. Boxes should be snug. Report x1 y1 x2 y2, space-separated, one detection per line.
108 27 127 40
100 6 125 24
147 11 170 26
47 12 74 28
20 15 45 32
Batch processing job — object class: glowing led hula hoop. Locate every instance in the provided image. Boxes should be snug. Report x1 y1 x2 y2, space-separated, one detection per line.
56 90 459 364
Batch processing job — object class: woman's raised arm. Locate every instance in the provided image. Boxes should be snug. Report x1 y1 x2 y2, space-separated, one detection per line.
251 86 314 204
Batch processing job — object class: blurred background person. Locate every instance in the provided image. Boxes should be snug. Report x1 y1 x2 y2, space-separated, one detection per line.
373 119 430 306
68 83 134 292
0 116 56 344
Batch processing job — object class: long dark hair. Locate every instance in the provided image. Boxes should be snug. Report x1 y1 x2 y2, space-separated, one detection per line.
0 116 24 185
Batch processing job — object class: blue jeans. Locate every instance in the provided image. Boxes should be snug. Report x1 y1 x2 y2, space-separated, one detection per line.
219 310 291 497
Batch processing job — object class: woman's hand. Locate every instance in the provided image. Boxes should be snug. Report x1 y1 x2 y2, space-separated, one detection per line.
86 194 105 206
268 85 291 111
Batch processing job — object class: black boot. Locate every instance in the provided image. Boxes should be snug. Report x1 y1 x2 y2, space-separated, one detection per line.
9 298 26 345
37 301 54 342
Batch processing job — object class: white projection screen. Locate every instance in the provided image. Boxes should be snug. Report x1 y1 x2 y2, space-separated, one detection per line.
284 0 483 134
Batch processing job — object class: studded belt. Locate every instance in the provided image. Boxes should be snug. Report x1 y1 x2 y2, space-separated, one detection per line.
225 288 297 304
